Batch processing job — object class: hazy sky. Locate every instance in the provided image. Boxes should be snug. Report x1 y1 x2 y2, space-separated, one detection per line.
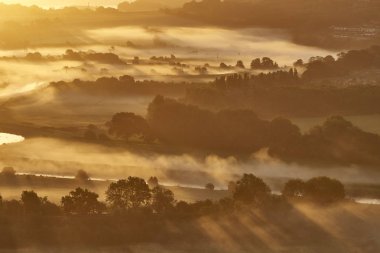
0 0 126 8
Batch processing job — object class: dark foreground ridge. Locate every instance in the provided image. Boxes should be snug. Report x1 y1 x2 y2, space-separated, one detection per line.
1 173 379 252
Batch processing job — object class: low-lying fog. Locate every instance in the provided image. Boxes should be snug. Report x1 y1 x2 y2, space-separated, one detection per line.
1 137 380 189
0 26 336 98
1 24 378 199
85 26 336 65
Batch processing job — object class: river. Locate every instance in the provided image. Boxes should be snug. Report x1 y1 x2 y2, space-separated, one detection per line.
0 133 25 145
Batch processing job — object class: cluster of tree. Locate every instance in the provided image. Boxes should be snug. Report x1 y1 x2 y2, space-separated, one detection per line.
106 112 153 141
63 49 126 65
0 49 126 65
214 69 299 88
0 167 94 188
0 167 18 185
49 75 199 97
282 177 346 204
185 77 380 117
301 46 380 80
216 46 380 84
0 174 346 218
218 57 279 70
250 57 279 69
142 55 189 68
121 96 380 167
0 190 61 216
0 52 52 62
150 55 177 62
0 174 351 249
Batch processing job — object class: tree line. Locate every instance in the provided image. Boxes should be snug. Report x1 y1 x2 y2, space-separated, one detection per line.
105 96 380 168
0 174 346 218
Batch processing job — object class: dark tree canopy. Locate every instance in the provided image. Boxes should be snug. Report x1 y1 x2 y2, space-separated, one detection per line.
61 188 105 215
250 57 279 69
148 96 380 167
151 186 175 214
21 191 42 215
233 174 271 204
304 177 346 204
282 179 307 198
1 167 16 177
148 176 159 189
21 191 60 215
106 177 152 211
107 112 152 141
205 183 215 191
236 60 245 68
75 169 90 182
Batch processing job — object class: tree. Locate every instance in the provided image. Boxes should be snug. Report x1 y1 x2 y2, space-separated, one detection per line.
75 169 90 182
220 62 228 69
305 177 345 204
148 176 159 189
261 57 278 69
106 177 151 212
21 191 42 215
233 174 271 204
61 188 105 215
250 58 261 69
1 167 16 177
151 186 175 214
132 56 140 64
107 112 151 141
205 183 215 191
293 59 304 67
282 179 306 198
236 60 245 68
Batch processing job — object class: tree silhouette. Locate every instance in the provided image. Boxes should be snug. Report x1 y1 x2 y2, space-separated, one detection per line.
21 191 42 215
1 167 16 177
236 60 245 68
305 177 345 204
282 179 306 198
233 174 271 204
61 188 105 215
148 176 159 189
107 112 151 141
151 186 175 214
220 62 228 69
205 183 215 191
106 177 151 212
75 169 90 182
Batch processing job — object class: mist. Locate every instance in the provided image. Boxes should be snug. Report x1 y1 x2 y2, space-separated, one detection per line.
1 137 379 189
1 2 380 252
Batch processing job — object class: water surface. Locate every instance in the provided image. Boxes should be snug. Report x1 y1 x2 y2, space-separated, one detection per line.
0 133 25 145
